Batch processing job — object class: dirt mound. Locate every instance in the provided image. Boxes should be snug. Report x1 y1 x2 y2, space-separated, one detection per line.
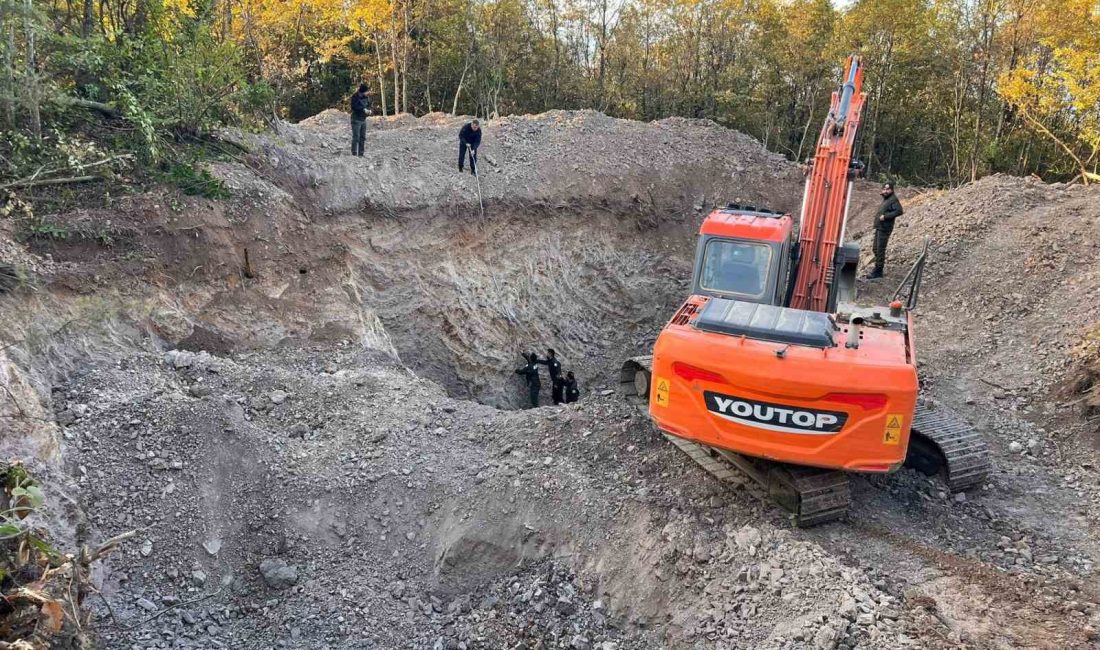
230 109 799 216
856 175 1100 397
11 110 800 409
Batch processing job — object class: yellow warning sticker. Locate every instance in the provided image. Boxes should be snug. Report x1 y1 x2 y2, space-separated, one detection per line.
883 413 904 445
654 376 671 408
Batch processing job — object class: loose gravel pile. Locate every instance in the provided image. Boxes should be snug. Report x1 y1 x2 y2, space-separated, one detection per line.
56 347 917 649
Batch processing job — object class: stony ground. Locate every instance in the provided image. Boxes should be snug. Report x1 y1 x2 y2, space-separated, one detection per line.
56 346 938 649
0 111 1097 649
231 109 799 216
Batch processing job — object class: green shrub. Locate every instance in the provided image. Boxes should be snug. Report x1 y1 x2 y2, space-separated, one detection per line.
17 216 69 242
164 161 230 198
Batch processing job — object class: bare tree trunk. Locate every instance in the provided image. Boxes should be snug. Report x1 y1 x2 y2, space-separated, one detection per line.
23 0 40 141
401 0 410 114
451 52 470 116
424 0 432 112
865 32 895 177
969 0 1000 182
596 0 607 106
948 48 973 186
994 5 1027 148
795 94 815 162
81 0 94 37
390 3 400 115
452 0 474 117
1 1 14 128
548 0 560 109
373 33 388 118
425 37 432 113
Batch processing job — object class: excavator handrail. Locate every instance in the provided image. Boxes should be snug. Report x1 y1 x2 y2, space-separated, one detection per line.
892 238 930 311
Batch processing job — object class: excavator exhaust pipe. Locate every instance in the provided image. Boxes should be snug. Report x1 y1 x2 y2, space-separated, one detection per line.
846 317 863 349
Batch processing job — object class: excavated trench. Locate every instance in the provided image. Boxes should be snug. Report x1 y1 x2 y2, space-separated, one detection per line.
339 206 697 408
15 202 706 409
2 198 813 649
70 201 707 409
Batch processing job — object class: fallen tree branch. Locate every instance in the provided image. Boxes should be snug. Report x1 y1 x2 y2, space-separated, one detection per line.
51 96 121 119
0 414 55 423
113 589 221 629
0 380 28 418
81 529 138 564
978 377 1020 392
0 155 133 190
1 176 99 190
1061 383 1099 407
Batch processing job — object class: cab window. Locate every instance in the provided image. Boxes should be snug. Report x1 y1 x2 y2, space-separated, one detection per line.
699 239 773 299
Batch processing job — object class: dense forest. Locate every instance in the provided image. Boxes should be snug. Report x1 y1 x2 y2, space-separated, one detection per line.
0 0 1097 191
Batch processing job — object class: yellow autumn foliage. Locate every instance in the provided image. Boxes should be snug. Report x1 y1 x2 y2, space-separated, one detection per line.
997 0 1100 181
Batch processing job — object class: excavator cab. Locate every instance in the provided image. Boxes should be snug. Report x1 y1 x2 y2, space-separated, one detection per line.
697 239 773 300
690 205 795 307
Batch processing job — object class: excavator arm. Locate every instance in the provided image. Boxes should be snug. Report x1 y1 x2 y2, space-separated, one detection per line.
790 55 866 313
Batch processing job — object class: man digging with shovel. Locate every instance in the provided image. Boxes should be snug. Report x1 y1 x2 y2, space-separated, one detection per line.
458 120 481 175
458 119 485 216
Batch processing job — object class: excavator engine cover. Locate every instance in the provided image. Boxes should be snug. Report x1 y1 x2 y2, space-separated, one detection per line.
695 299 836 348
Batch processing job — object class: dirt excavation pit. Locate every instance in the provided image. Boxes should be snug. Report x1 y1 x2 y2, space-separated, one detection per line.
2 113 1098 649
345 206 695 409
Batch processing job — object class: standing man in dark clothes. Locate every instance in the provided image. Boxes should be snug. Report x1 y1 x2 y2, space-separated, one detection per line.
538 348 564 405
564 372 580 404
514 352 541 408
350 83 371 157
458 119 481 175
868 182 904 279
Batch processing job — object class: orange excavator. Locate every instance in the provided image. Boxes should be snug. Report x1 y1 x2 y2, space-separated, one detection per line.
621 56 990 525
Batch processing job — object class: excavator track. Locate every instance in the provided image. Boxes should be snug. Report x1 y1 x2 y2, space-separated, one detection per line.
714 447 850 527
620 356 654 399
908 402 991 492
657 401 987 525
623 356 849 526
660 434 747 488
662 433 850 527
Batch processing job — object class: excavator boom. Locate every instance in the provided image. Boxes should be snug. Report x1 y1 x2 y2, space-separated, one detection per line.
790 55 865 312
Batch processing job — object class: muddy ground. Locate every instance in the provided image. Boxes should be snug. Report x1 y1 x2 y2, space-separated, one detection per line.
0 111 1097 649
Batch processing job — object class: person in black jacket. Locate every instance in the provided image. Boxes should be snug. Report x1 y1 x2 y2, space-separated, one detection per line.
458 120 482 175
564 372 580 404
350 84 371 157
868 182 904 279
514 352 540 408
538 349 564 405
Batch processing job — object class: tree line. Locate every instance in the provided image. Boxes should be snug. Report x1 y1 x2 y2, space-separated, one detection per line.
0 0 1097 187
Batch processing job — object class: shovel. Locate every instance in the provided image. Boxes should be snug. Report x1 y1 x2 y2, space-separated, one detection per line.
468 144 485 219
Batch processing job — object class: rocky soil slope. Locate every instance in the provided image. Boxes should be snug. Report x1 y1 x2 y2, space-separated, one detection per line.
0 111 1097 649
